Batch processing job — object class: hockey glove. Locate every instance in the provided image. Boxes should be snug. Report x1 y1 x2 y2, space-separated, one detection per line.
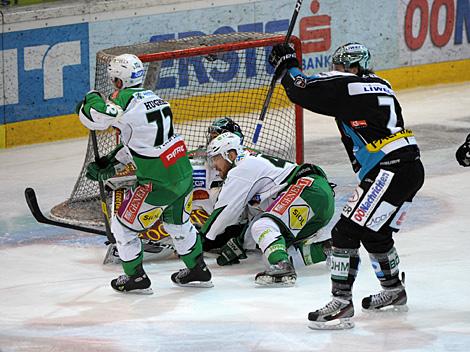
86 161 117 181
216 236 247 266
268 43 300 79
96 144 124 168
86 144 124 181
456 134 470 167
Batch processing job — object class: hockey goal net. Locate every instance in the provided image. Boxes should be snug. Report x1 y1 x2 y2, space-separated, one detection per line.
50 32 304 227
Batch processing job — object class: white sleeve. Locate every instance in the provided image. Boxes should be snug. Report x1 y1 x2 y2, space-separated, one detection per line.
204 175 252 240
78 102 123 131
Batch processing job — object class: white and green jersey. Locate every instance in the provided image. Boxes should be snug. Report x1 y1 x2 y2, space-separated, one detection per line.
201 152 297 240
109 89 182 158
79 88 192 192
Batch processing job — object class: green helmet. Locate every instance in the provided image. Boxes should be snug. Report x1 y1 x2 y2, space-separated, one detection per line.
332 42 371 71
207 117 244 144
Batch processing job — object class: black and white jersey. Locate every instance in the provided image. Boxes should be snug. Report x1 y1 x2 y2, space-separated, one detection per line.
281 68 420 179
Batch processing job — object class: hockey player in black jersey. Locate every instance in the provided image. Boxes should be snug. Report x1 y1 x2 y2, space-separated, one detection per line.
268 42 425 329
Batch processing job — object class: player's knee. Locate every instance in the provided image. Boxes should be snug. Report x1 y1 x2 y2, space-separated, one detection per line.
251 217 282 252
164 221 197 255
111 217 138 245
331 218 361 248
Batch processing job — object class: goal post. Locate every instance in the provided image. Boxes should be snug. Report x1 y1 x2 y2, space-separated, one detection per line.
50 32 304 228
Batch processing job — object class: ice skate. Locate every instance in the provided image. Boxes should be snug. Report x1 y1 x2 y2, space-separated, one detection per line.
362 272 408 312
110 271 153 295
171 255 213 288
308 297 354 330
362 286 407 312
255 260 297 287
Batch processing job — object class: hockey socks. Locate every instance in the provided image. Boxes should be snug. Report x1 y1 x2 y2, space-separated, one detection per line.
266 238 288 265
179 234 203 269
121 250 144 276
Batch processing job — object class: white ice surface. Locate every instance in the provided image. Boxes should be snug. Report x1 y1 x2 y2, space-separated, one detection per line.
1 83 470 352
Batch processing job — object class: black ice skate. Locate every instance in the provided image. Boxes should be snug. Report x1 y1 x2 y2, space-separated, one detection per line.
171 256 213 288
308 297 355 330
362 272 408 312
255 260 297 287
111 269 153 295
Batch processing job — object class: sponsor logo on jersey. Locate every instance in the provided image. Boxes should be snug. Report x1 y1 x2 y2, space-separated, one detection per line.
390 201 411 230
122 183 152 223
138 207 163 229
350 120 367 128
272 178 313 215
366 129 414 152
348 82 395 96
193 179 206 188
365 201 397 232
342 187 364 217
289 205 310 230
190 208 210 226
114 188 125 214
351 170 393 226
294 75 307 88
184 192 193 215
161 140 187 167
192 169 206 188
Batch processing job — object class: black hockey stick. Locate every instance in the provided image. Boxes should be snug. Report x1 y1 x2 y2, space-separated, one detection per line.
24 187 107 236
252 0 303 144
90 130 116 244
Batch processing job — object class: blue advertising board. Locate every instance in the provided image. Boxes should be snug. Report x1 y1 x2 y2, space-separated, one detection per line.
1 23 89 124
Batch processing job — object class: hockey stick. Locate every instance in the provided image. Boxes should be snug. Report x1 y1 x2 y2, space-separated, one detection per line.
90 131 116 245
24 187 107 236
252 0 303 144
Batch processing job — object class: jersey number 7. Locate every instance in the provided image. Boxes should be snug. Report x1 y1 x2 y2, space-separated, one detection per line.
146 106 174 146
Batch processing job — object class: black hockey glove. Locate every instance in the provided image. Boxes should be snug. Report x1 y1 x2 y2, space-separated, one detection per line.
268 43 300 79
216 236 247 266
456 134 470 167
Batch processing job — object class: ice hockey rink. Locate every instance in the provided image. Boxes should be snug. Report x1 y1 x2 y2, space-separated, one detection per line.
1 82 469 352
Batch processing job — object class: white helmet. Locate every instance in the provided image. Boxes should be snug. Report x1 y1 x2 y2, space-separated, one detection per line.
206 132 242 163
108 54 144 88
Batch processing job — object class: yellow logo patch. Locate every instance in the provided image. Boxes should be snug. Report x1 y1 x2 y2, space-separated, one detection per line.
365 129 414 152
138 207 163 229
289 205 310 230
184 192 193 214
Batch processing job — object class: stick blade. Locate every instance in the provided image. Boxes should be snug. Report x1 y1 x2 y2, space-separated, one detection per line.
24 187 47 223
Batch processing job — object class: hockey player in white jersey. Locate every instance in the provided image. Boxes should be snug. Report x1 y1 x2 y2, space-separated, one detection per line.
77 54 212 293
201 132 335 286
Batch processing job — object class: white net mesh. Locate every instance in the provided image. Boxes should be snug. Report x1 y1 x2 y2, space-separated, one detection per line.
50 32 303 227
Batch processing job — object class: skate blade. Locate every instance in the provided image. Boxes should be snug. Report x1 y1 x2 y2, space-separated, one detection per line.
255 276 296 287
362 304 408 313
112 287 154 295
173 280 214 288
308 318 354 330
